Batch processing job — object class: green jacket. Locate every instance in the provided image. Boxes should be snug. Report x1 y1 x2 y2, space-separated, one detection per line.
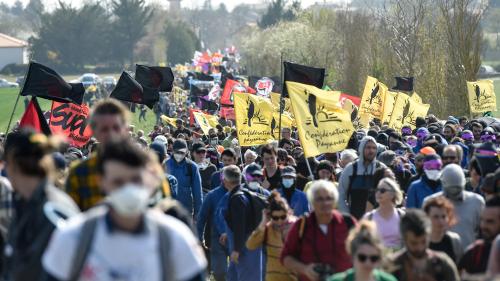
328 269 397 281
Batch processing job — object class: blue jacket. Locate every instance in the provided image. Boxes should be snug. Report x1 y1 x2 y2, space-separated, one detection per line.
210 171 222 190
278 188 309 216
406 175 442 209
197 185 228 241
166 158 203 217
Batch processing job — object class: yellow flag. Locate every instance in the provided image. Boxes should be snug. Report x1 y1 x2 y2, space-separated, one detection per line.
234 92 275 146
193 111 215 135
410 92 423 103
389 94 430 130
359 76 388 119
270 92 292 113
358 113 371 129
381 91 398 124
287 82 355 157
161 115 178 127
467 80 497 113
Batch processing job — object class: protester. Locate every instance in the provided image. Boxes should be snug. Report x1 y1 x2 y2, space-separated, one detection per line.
210 148 238 190
278 166 309 216
338 136 385 219
465 158 482 194
487 234 500 276
423 164 485 249
328 221 397 281
246 191 298 281
42 138 207 281
388 209 459 281
458 196 500 276
422 196 463 263
282 180 356 281
66 99 131 211
441 144 463 167
3 129 79 281
363 178 404 250
261 144 282 190
339 149 357 169
405 153 443 209
243 163 271 196
244 149 258 167
191 142 217 194
165 138 203 218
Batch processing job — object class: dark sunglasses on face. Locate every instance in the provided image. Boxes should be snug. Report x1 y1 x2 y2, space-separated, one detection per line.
376 188 392 194
271 215 287 221
357 254 380 263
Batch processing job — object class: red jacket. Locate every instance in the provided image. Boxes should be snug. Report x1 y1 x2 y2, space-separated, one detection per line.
280 210 356 281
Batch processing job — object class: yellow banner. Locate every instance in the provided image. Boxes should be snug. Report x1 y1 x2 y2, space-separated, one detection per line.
467 80 497 113
389 94 430 130
193 111 216 135
382 91 398 124
410 92 423 103
234 92 275 146
359 76 388 119
286 82 355 157
270 92 292 113
161 115 178 127
172 86 187 104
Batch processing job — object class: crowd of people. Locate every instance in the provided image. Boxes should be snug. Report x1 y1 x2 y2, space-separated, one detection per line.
0 84 500 281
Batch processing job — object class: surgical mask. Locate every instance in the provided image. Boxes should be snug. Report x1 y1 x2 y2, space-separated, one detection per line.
248 181 260 189
107 184 150 217
174 153 185 162
443 185 463 200
282 179 294 188
424 169 441 181
198 161 208 169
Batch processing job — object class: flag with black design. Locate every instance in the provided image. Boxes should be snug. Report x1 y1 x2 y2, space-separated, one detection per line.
19 97 51 135
21 62 85 105
392 77 414 92
110 72 159 109
282 61 325 97
135 64 174 92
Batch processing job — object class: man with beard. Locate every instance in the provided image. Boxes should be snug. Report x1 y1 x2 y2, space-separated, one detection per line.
458 196 500 275
388 209 459 281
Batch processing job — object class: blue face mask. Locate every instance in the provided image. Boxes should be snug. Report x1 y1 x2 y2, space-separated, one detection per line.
282 179 294 188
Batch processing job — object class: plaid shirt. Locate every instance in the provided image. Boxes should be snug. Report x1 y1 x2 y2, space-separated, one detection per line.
66 154 172 211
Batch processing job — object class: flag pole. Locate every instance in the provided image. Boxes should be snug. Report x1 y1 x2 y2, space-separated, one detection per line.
304 156 315 180
4 91 21 136
278 52 284 141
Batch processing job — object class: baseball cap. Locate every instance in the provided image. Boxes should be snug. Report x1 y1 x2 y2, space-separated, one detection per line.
282 166 297 177
191 142 207 153
245 163 263 176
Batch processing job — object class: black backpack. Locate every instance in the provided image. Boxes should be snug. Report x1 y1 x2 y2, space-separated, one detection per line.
229 188 268 232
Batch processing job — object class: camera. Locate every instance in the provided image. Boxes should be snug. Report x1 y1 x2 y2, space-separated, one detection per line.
313 264 334 281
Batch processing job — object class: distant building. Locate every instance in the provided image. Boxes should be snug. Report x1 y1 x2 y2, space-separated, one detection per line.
0 33 28 70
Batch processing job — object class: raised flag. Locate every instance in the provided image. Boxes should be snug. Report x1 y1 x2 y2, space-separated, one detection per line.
359 76 388 120
467 80 497 113
135 64 174 92
21 62 85 105
392 77 414 92
19 97 51 135
193 111 219 135
110 72 159 109
220 79 255 106
381 91 398 123
340 93 361 107
234 92 275 146
282 61 325 97
49 101 93 147
161 115 178 127
389 93 430 130
286 82 355 157
410 92 423 103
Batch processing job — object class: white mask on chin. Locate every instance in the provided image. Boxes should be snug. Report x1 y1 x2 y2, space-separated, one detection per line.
107 183 150 217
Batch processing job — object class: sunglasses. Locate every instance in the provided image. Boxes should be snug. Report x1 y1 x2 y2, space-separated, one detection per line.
271 215 287 221
357 254 380 263
376 188 393 194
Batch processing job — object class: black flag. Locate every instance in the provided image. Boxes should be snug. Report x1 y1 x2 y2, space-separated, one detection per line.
282 61 325 97
110 72 159 109
392 77 414 92
21 62 85 105
135 64 174 92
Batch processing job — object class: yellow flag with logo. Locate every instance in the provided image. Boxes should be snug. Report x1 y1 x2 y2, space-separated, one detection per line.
410 92 423 103
270 93 291 113
193 111 215 135
467 80 497 113
286 82 355 157
234 92 275 146
381 91 398 124
161 115 178 127
359 76 388 119
389 94 430 130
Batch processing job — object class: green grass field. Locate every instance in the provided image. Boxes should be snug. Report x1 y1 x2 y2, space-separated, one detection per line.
0 87 158 134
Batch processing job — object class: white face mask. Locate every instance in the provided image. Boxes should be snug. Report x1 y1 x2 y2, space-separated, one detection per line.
174 153 185 162
248 181 260 189
282 179 294 188
424 170 441 181
107 184 150 217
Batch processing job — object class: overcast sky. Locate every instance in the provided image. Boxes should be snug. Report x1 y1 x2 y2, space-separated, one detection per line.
0 0 350 11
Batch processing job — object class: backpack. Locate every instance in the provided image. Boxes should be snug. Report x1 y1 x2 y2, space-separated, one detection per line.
229 188 268 232
67 208 174 281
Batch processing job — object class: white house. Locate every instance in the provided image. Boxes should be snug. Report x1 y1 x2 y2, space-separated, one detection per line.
0 33 28 71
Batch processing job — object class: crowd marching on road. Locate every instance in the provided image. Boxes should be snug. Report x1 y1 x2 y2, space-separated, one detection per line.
0 63 500 281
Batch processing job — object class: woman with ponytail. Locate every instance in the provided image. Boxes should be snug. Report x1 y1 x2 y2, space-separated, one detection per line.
3 129 79 281
246 191 297 281
328 221 396 281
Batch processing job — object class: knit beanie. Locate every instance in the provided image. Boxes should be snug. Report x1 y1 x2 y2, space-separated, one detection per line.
440 164 466 188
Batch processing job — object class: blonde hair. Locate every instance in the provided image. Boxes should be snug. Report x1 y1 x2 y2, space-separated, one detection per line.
347 220 384 256
378 178 403 205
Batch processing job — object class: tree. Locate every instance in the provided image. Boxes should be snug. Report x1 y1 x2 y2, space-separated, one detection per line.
258 0 300 29
165 20 201 65
24 0 44 29
110 0 153 65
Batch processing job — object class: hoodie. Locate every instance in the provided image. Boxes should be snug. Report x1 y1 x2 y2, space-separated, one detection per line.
338 136 386 213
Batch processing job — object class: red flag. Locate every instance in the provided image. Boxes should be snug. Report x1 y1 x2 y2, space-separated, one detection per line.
19 97 51 135
220 79 255 106
49 101 93 147
340 93 361 107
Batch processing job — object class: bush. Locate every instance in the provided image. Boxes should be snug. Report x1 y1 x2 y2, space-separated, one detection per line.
0 63 28 75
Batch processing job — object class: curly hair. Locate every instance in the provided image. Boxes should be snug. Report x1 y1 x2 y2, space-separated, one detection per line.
423 196 458 226
267 191 291 214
